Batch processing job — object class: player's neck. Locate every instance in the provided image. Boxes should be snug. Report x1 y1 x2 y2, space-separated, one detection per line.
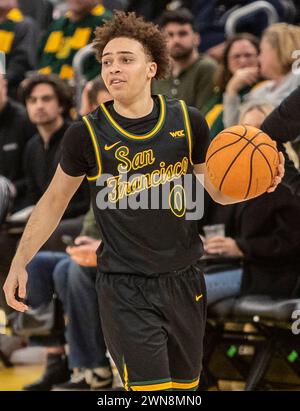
37 116 64 149
171 49 199 78
113 94 154 119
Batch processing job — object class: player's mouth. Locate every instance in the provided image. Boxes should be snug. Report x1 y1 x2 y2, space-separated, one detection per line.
110 78 125 85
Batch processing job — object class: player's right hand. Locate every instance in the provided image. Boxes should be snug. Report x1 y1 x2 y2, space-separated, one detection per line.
3 266 29 312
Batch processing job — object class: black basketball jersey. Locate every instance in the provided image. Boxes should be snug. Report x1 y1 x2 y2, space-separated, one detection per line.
83 95 203 275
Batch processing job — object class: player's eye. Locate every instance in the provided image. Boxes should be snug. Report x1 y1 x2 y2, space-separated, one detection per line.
102 60 111 66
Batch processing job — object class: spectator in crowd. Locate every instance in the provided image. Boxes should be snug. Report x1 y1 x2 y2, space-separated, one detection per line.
0 73 35 211
182 0 297 61
0 0 39 96
203 33 260 139
0 73 89 315
126 0 168 21
202 183 300 299
38 0 111 82
22 209 113 391
152 8 218 114
239 100 299 167
223 23 300 127
103 0 128 12
79 76 111 116
18 0 54 32
20 74 90 229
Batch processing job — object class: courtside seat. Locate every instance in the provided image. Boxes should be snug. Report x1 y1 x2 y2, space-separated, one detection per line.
209 295 300 324
206 295 300 390
208 297 236 320
233 295 300 323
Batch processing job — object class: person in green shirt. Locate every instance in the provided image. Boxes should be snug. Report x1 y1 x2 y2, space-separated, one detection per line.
152 8 218 115
38 0 111 82
0 0 38 95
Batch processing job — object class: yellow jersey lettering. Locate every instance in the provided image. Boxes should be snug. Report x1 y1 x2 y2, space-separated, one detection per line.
169 129 185 138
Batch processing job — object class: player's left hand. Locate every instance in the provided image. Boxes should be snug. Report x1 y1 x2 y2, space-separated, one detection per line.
267 152 285 193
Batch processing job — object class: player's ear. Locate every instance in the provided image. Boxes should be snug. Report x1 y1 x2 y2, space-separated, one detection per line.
147 61 157 79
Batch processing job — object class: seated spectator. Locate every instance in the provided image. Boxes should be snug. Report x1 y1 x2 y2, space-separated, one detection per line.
203 33 260 139
0 73 35 212
0 0 39 96
203 183 300 300
22 208 113 391
186 0 297 61
103 0 128 12
126 0 168 21
152 8 218 115
19 74 90 237
79 76 111 116
223 23 300 127
38 0 111 82
18 0 53 32
201 100 300 305
239 100 299 167
0 73 90 315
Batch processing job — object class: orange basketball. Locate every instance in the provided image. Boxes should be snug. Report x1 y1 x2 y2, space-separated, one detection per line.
205 125 279 200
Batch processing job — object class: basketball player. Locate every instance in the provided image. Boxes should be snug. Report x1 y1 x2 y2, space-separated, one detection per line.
3 12 284 391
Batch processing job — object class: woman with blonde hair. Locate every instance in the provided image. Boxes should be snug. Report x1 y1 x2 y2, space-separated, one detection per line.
224 23 300 128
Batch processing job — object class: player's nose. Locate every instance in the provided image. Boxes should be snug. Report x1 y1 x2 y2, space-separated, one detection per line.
109 63 121 74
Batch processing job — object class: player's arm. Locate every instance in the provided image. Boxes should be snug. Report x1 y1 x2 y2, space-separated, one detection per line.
3 165 85 312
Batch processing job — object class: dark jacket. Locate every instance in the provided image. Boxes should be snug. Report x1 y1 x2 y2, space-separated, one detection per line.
199 185 300 298
235 185 300 298
261 85 300 196
0 9 39 95
24 122 90 219
0 99 35 210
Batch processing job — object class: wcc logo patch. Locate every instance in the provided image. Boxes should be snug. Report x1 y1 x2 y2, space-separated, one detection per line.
169 129 185 138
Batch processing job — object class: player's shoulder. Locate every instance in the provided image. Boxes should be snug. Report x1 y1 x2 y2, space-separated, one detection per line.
62 120 90 145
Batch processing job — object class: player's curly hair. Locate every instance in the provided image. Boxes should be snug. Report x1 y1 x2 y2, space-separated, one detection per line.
93 11 170 79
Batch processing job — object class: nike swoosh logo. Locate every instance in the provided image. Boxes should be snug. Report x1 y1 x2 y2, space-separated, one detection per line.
195 294 203 302
104 141 121 151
